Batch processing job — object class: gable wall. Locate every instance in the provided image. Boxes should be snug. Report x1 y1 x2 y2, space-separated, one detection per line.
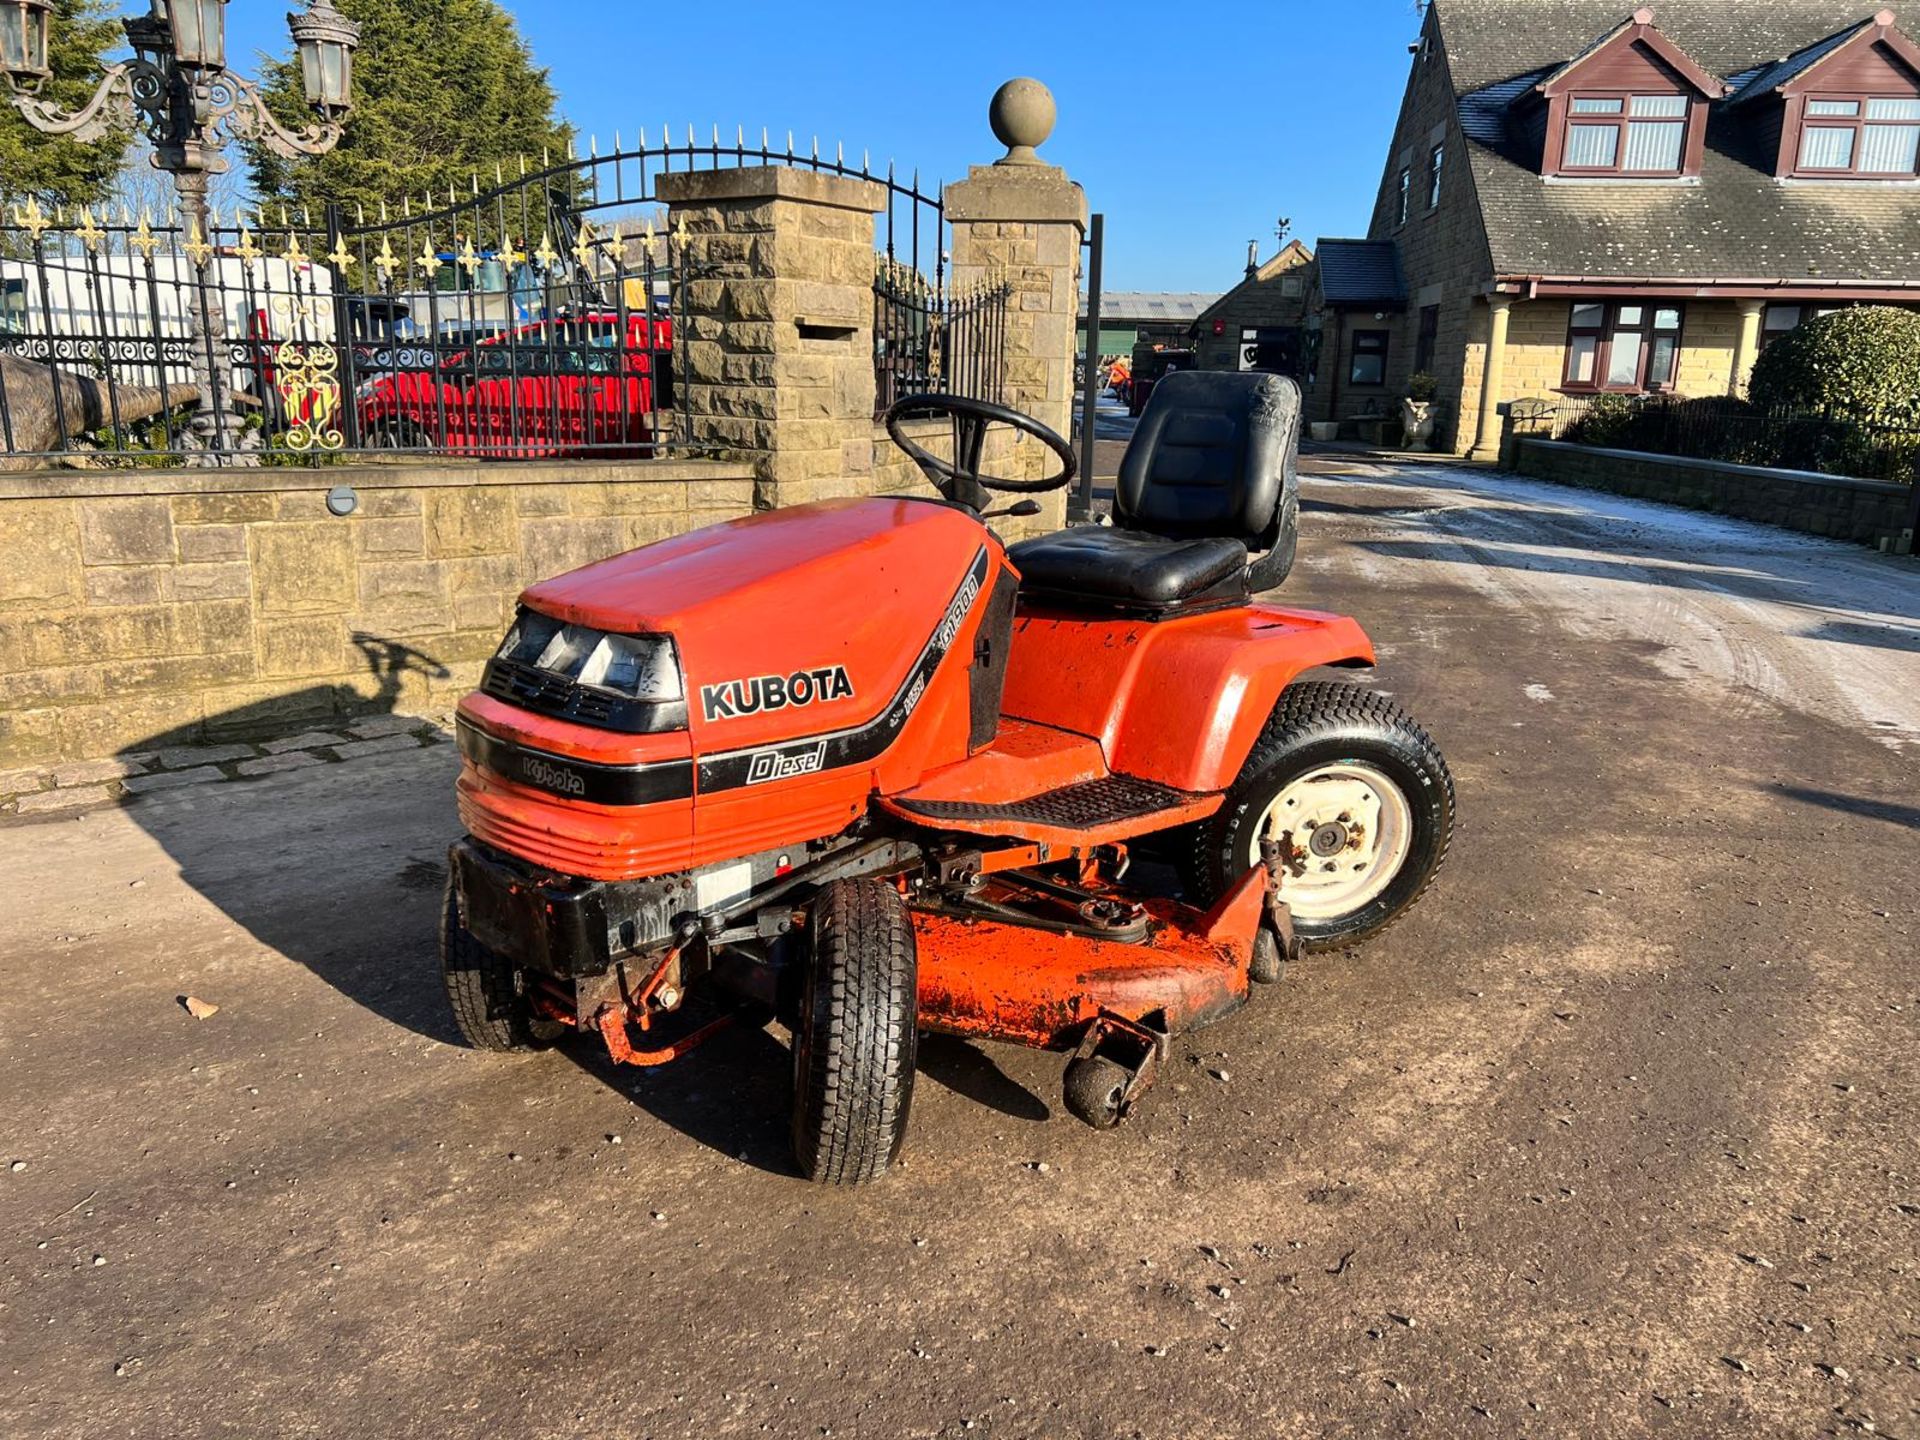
1308 5 1494 447
1796 37 1920 91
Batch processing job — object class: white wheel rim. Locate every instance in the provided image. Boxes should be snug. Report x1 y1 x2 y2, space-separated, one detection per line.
1250 762 1414 922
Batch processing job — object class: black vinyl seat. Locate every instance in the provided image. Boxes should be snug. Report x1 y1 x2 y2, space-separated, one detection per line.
1009 370 1301 618
1004 527 1251 610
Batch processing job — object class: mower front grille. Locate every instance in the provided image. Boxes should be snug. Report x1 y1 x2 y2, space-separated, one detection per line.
893 775 1198 829
457 771 692 883
482 659 682 735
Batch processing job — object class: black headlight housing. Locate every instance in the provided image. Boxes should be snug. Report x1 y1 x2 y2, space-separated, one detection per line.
480 609 688 735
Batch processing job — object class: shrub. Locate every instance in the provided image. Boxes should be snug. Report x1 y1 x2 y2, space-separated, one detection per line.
1562 392 1637 446
1405 371 1438 402
1748 306 1920 428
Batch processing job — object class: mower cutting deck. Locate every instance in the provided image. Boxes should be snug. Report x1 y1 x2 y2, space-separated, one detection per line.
441 375 1455 1183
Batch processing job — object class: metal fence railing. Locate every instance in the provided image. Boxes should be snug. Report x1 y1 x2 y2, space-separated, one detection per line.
0 191 686 467
1512 392 1920 486
0 129 980 469
873 256 1009 416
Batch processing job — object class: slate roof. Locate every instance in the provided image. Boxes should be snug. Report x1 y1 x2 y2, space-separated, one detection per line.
1724 18 1872 102
1317 239 1407 306
1437 0 1920 283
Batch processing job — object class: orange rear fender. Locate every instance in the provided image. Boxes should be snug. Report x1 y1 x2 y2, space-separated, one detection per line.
1002 604 1374 794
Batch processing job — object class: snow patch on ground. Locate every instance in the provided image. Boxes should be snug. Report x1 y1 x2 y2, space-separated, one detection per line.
1303 465 1920 749
1524 684 1555 702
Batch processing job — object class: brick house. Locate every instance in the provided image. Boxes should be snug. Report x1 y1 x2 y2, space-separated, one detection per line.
1188 240 1317 378
1312 1 1920 456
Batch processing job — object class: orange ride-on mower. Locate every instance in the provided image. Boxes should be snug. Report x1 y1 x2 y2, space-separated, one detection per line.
441 371 1455 1183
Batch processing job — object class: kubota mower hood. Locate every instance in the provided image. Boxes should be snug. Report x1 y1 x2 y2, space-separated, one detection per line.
520 496 995 754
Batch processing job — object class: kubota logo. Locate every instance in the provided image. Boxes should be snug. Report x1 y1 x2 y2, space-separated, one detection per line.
518 755 586 796
700 666 854 722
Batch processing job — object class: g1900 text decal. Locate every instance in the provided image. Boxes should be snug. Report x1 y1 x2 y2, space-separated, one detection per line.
700 666 854 722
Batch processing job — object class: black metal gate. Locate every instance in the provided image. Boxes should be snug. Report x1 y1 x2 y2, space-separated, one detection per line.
0 130 1012 467
1070 211 1105 522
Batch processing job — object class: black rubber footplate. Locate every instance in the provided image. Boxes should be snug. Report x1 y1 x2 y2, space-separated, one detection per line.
892 775 1198 828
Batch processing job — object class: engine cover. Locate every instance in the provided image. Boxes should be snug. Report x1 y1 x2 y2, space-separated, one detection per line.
460 497 1007 878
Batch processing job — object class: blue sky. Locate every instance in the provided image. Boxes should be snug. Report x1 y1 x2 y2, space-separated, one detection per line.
219 0 1429 295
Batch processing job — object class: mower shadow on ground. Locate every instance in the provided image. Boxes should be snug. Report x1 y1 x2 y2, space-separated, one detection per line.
115 633 468 1047
558 1021 801 1177
916 1033 1051 1122
1771 784 1920 832
550 1015 1053 1176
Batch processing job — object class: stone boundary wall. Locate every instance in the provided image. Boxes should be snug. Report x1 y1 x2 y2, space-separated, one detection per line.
0 459 756 768
1511 439 1913 548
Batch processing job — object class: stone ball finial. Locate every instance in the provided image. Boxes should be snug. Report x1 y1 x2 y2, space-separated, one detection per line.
990 78 1056 166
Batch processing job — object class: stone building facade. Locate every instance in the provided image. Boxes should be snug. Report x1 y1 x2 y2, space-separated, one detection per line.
1189 241 1317 378
1312 0 1920 457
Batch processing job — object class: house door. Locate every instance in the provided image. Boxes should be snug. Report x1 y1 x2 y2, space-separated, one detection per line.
1239 326 1303 377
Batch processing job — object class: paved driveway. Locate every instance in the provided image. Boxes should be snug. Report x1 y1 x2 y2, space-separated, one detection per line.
2 464 1915 1439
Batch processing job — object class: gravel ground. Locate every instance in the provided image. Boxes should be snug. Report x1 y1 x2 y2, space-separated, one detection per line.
1 462 1915 1439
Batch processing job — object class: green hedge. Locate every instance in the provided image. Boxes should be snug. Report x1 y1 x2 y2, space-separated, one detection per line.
1748 306 1920 428
1560 391 1919 483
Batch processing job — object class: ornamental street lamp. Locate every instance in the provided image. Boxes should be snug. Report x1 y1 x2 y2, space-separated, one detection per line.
0 0 361 459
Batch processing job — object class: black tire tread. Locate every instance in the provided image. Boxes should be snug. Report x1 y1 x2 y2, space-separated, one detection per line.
792 879 918 1185
1188 679 1455 951
439 876 554 1053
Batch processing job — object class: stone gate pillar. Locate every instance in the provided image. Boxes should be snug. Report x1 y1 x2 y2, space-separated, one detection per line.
945 80 1087 536
658 167 887 511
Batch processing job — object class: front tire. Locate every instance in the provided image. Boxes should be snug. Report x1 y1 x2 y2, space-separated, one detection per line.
791 878 919 1185
439 876 564 1052
1188 681 1454 951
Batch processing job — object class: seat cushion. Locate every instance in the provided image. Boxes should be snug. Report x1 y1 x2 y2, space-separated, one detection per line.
1008 527 1249 615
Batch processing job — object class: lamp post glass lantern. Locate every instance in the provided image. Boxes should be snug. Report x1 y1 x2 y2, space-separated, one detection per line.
0 0 51 84
159 0 229 70
0 0 359 463
290 0 358 115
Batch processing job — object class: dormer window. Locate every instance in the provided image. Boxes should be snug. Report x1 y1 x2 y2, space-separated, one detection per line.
1735 10 1920 179
1794 94 1920 174
1533 9 1725 180
1563 93 1691 172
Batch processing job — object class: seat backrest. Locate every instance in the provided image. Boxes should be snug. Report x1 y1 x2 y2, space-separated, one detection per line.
1114 372 1301 573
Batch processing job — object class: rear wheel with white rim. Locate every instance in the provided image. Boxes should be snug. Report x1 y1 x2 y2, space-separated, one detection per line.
1185 680 1454 951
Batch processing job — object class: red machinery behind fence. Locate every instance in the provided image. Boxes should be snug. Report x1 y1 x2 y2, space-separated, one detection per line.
356 312 673 458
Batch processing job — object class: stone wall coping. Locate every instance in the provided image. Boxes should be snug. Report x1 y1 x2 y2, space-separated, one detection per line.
944 164 1088 228
0 458 757 503
1517 439 1911 497
655 166 887 213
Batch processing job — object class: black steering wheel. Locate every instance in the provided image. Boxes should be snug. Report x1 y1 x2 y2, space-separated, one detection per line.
884 393 1077 510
